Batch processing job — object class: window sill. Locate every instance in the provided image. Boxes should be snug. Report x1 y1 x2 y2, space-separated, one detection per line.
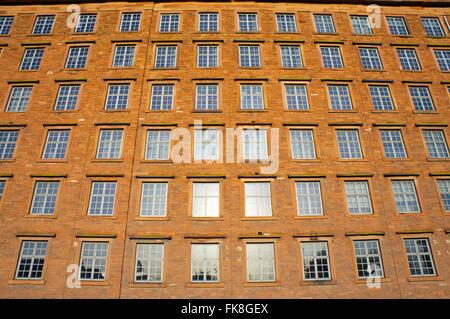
185 282 225 288
294 215 327 220
426 158 450 162
102 109 130 113
52 110 79 113
145 110 175 113
18 70 40 72
412 111 438 114
243 281 280 287
236 32 261 34
283 109 311 112
361 69 386 72
85 215 118 220
189 217 224 221
27 33 53 37
134 216 170 221
150 68 179 71
407 276 443 283
337 159 367 162
399 70 423 73
108 67 137 70
128 282 167 288
0 159 15 163
139 160 173 164
345 213 376 218
79 280 110 286
8 279 45 285
61 68 87 72
299 279 337 286
313 32 339 36
36 159 68 163
71 32 96 35
328 110 358 113
241 217 277 221
290 159 321 163
382 158 410 162
237 109 267 113
191 110 222 113
395 212 422 216
355 278 391 285
25 214 57 219
372 110 399 113
91 159 124 163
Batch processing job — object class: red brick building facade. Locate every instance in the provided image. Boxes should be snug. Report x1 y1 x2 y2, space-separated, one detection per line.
0 0 449 298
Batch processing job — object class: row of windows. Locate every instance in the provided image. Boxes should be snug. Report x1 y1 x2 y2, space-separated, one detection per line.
1 176 449 217
4 82 449 113
14 237 437 282
12 44 450 72
1 127 448 161
1 12 448 37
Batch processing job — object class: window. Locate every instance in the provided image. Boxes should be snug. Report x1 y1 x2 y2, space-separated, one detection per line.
20 48 44 70
96 129 123 159
403 238 436 276
290 129 316 160
421 17 445 37
328 85 352 110
240 84 264 110
105 84 129 110
6 86 32 112
194 129 220 160
422 130 450 159
15 241 48 280
280 46 303 68
284 84 309 110
433 50 450 71
276 14 297 32
239 45 261 67
54 85 80 111
65 47 89 69
242 128 268 161
0 16 13 35
75 14 96 33
112 45 135 67
79 242 108 281
369 85 394 111
353 240 384 279
196 84 218 111
246 243 275 282
380 130 407 159
397 48 421 71
159 14 180 32
0 180 5 200
32 15 55 35
42 130 70 159
244 182 272 217
344 181 373 214
437 180 450 211
154 46 177 68
199 13 218 32
238 13 258 32
409 86 435 111
150 85 174 110
145 130 171 160
120 13 141 32
320 46 343 68
88 182 116 216
301 241 331 280
0 130 19 159
295 181 323 216
135 243 164 282
197 45 218 68
386 16 409 35
191 244 219 282
140 182 168 217
314 14 335 33
359 47 383 70
192 182 220 217
391 180 420 213
336 130 363 159
350 15 372 35
30 181 59 215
